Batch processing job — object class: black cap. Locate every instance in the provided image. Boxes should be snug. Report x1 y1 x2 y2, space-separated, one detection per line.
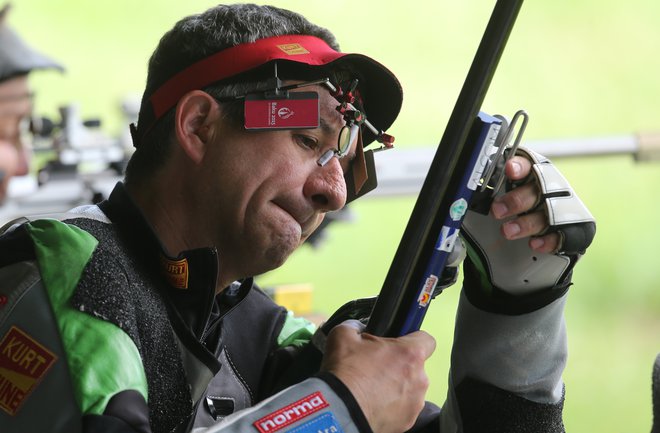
0 4 64 83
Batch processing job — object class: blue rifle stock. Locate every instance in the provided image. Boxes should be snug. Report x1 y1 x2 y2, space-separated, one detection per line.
365 0 525 337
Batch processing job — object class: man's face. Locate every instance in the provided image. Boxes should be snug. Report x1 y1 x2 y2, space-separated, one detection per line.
197 84 356 281
0 75 32 175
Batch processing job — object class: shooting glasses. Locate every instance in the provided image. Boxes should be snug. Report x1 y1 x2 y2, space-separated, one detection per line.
213 72 394 169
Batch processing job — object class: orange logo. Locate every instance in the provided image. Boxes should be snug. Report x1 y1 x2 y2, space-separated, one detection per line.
161 256 189 289
416 275 438 307
0 326 57 415
276 43 310 55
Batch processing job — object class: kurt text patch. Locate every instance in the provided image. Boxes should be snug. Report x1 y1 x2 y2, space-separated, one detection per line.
161 256 189 289
0 326 57 415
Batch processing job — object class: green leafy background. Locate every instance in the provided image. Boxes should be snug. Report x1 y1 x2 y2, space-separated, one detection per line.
11 0 660 431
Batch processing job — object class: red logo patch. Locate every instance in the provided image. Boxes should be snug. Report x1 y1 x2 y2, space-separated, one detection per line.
253 392 329 433
0 326 57 415
161 256 189 289
276 43 309 55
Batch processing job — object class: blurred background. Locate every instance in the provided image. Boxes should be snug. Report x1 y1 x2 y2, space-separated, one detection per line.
5 0 660 431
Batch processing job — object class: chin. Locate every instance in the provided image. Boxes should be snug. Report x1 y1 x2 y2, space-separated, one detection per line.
262 245 294 272
262 233 300 270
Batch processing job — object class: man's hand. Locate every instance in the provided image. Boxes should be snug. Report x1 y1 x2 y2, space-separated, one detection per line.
320 320 436 433
462 147 595 296
490 155 560 254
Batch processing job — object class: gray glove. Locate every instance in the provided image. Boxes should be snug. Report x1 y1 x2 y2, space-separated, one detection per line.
461 146 596 297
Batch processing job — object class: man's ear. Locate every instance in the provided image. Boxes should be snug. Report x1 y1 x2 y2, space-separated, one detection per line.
174 90 220 164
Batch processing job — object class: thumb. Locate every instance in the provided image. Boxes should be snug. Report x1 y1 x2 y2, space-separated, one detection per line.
398 330 437 360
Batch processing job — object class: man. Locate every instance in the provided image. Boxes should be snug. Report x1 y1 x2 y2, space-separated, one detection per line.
0 4 595 433
0 4 63 202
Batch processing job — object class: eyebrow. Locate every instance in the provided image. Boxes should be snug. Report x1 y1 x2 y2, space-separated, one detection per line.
318 117 337 136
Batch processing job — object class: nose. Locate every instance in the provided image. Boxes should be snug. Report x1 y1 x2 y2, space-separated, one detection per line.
303 156 347 212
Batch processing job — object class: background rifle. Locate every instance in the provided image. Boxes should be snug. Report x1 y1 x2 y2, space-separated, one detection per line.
369 131 660 198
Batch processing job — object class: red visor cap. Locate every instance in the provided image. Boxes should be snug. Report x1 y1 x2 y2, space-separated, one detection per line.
136 35 403 146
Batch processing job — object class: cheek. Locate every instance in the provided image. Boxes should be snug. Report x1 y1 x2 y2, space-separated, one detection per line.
239 141 302 185
242 160 306 224
0 142 20 172
260 157 311 199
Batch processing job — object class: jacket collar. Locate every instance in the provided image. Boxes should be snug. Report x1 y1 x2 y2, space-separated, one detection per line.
99 182 252 340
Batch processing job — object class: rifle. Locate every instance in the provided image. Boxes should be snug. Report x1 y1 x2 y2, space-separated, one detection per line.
366 0 525 337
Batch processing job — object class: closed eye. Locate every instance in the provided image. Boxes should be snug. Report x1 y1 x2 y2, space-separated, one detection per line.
293 133 319 151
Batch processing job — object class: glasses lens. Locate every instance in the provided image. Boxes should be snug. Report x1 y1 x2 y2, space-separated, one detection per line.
337 124 360 158
337 125 350 156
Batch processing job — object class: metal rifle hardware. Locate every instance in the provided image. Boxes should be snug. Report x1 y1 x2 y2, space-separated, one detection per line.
481 109 530 196
365 0 526 337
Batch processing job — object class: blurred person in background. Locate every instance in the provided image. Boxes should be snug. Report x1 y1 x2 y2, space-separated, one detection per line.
0 3 63 202
654 354 660 432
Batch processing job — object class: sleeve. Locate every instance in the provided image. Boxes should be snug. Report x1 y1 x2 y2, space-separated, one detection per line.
34 220 151 432
59 301 152 433
437 273 568 433
0 221 151 433
236 305 374 433
195 375 372 433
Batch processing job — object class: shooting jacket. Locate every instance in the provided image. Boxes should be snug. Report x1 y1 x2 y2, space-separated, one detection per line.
0 181 569 433
0 183 370 433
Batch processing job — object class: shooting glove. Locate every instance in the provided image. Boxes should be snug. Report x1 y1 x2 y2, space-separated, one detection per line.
460 146 595 312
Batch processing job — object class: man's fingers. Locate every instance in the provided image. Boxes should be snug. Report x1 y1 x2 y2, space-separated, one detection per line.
505 155 532 181
338 319 366 332
497 155 565 253
492 182 539 219
326 320 364 344
500 212 561 252
529 232 561 254
322 326 434 433
328 325 436 361
501 211 547 240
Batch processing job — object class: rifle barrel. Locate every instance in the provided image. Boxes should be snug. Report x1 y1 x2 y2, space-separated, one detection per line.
366 0 525 337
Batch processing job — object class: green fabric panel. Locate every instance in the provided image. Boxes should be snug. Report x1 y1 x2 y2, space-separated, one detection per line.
465 239 495 295
27 219 148 415
277 311 316 348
